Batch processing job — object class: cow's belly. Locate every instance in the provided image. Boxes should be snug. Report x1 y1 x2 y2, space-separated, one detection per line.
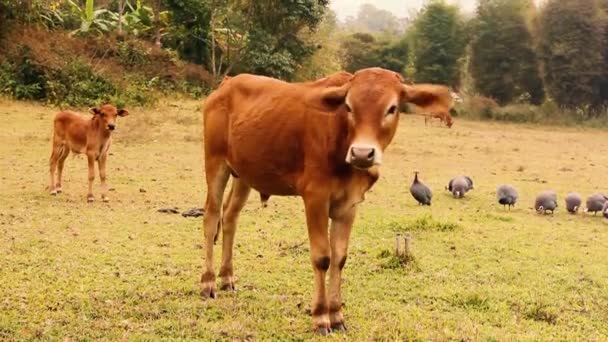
227 157 298 196
226 113 304 196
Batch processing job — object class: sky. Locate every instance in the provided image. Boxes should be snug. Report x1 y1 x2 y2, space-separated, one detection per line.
330 0 543 21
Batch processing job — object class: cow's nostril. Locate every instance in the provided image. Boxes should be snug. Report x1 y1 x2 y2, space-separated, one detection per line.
367 149 375 160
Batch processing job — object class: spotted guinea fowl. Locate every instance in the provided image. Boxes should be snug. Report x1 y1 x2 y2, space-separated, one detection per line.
535 190 558 214
603 201 608 219
584 193 608 215
446 176 474 198
564 192 582 214
496 184 518 209
410 171 432 206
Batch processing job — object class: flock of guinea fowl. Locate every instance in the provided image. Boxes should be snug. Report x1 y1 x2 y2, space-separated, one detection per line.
409 171 608 218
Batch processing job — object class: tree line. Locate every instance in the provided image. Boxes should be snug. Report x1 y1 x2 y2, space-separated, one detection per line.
1 0 608 117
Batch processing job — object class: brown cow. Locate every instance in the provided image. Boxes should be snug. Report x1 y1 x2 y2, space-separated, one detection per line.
201 68 451 334
48 104 129 202
410 84 460 128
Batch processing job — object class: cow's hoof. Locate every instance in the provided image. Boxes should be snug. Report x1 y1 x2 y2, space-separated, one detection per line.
331 322 347 332
55 187 62 194
220 281 235 291
50 190 57 196
314 327 331 336
87 195 95 203
201 286 216 299
102 196 110 202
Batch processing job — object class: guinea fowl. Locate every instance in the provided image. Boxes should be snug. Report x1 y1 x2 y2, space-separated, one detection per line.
447 176 474 198
535 191 558 215
496 184 518 209
585 193 608 215
603 201 608 219
410 171 432 206
564 192 582 214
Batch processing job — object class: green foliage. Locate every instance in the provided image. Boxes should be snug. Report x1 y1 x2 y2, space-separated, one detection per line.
234 0 329 80
339 33 408 74
470 0 544 105
116 40 150 67
409 0 467 87
68 0 116 35
162 0 211 65
538 0 606 112
46 59 117 106
0 46 48 100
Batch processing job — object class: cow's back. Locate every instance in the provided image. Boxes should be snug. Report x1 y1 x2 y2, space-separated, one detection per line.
203 74 347 196
53 111 89 151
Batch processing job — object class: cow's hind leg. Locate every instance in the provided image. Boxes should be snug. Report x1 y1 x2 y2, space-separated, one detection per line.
49 143 61 195
328 207 356 332
219 178 251 291
303 194 331 335
201 158 230 298
55 146 69 193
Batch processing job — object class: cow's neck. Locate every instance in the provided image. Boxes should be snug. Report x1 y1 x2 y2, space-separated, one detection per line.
328 112 380 217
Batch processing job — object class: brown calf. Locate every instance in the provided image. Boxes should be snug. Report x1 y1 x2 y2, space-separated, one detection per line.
201 68 451 334
48 104 129 202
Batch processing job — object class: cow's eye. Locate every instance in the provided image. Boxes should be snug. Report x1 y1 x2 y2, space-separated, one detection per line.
387 105 397 116
345 104 352 113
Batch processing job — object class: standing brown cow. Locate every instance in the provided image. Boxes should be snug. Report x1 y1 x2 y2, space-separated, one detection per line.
201 68 451 334
48 104 129 202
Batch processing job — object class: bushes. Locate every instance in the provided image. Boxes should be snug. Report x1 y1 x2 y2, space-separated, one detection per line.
457 94 608 126
0 27 212 107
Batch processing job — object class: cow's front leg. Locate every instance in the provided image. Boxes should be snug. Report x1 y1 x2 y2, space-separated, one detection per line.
303 194 331 335
328 206 356 332
98 154 109 202
86 154 96 202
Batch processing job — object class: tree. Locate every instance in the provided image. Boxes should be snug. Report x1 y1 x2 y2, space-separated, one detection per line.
409 0 467 87
294 10 342 81
162 0 211 65
538 0 605 111
470 0 544 104
339 33 408 74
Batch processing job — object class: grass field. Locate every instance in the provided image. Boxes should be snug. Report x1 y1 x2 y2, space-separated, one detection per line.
1 98 607 341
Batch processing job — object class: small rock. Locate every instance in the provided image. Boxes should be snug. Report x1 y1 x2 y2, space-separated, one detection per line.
139 188 146 193
182 208 205 217
158 207 179 214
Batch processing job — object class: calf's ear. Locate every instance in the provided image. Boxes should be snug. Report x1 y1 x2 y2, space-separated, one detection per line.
90 107 101 115
321 83 350 107
118 109 129 117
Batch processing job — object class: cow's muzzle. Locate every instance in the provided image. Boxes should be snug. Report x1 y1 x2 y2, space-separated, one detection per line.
346 144 381 169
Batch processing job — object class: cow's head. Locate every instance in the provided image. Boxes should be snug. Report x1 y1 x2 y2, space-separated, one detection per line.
322 68 452 169
90 104 129 131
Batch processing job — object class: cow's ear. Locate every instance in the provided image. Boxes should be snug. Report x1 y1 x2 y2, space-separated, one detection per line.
321 83 350 107
402 84 451 114
118 109 129 117
90 107 101 115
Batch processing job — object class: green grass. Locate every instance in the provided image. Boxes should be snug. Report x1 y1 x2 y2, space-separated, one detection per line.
1 98 608 340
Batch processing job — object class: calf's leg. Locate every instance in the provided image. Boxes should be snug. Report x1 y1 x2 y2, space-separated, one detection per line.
55 147 69 193
87 154 96 202
303 194 331 335
49 145 60 195
201 158 230 298
219 178 251 291
328 207 356 331
98 153 109 202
